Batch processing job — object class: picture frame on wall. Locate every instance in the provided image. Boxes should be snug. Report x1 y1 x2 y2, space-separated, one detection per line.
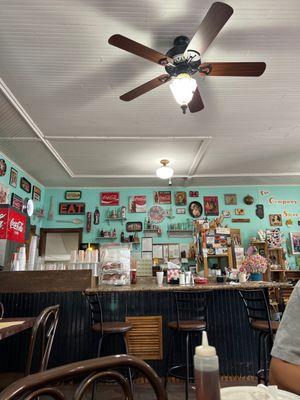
0 184 10 204
20 177 31 193
224 194 237 205
203 196 219 216
11 193 23 211
153 191 171 204
9 167 18 188
269 214 282 227
65 190 81 201
176 208 186 215
32 186 41 201
175 191 187 206
290 232 300 255
126 222 143 232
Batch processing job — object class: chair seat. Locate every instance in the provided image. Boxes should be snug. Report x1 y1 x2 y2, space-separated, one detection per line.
92 322 132 334
168 320 206 332
0 372 24 391
251 319 279 333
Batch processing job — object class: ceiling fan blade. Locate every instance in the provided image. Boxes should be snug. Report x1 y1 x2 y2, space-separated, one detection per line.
108 34 172 66
188 87 204 113
201 62 266 76
186 2 233 56
120 74 171 101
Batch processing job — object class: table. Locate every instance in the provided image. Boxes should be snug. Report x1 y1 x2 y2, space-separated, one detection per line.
0 318 35 341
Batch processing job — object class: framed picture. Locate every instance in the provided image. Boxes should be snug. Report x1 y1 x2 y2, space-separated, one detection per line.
101 192 119 206
269 214 282 227
0 184 10 204
9 167 18 188
235 208 245 215
189 191 199 197
290 232 300 255
129 195 147 213
153 191 171 204
20 177 31 193
222 210 231 218
204 196 219 216
65 191 81 201
32 186 41 201
11 193 23 211
126 222 143 232
0 159 7 177
175 191 187 206
224 194 237 205
176 208 186 215
188 201 203 218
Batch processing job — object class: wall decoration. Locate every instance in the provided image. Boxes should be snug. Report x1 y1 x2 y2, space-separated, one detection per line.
269 214 282 227
283 210 300 218
65 191 81 201
204 196 219 216
290 232 300 255
231 218 250 223
222 210 231 218
243 194 254 205
129 195 147 213
224 194 237 205
126 222 143 232
101 192 119 206
259 190 270 197
153 191 171 204
148 205 166 223
189 191 199 197
0 159 7 177
59 202 85 215
0 184 10 204
176 208 186 215
20 177 31 193
86 212 92 233
11 193 23 211
266 229 282 248
175 191 187 206
32 186 41 201
9 168 18 188
286 219 293 226
268 197 298 205
189 201 203 218
255 204 264 219
235 208 245 215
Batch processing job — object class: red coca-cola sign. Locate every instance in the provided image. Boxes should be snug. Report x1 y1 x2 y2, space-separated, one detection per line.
0 206 27 243
101 192 119 206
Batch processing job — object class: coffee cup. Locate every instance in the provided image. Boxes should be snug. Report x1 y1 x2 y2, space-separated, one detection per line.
238 272 249 283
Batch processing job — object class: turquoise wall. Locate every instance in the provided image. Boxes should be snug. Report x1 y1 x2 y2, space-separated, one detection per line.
43 186 300 268
0 152 45 231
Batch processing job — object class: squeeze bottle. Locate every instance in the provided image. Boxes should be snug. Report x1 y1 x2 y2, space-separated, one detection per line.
194 331 221 400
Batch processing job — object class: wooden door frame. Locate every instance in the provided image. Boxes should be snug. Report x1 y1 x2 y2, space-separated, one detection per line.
39 228 83 257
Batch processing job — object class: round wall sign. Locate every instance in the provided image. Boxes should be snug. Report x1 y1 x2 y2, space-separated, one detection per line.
188 201 203 219
148 206 166 224
23 198 34 217
0 159 7 176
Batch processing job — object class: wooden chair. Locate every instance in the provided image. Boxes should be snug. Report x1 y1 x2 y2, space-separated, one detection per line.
0 354 168 400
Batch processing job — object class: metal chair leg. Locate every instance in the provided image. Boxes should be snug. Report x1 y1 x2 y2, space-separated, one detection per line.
123 333 133 394
185 332 190 400
257 331 262 384
165 331 175 389
92 335 104 400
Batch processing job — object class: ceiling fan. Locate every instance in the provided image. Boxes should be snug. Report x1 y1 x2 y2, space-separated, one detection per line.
108 2 266 114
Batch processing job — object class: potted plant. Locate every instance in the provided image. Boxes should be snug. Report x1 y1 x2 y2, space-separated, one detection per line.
241 254 268 281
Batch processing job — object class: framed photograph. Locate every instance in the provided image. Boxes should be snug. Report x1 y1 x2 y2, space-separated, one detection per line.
101 192 119 206
0 184 10 204
20 177 31 193
11 193 23 211
235 208 245 215
153 191 171 204
65 190 81 201
32 186 41 201
126 221 143 232
290 232 300 255
269 214 282 227
204 196 219 216
175 191 187 206
9 167 18 188
129 195 147 213
176 207 186 215
224 194 237 205
188 201 203 218
189 191 199 197
0 159 7 177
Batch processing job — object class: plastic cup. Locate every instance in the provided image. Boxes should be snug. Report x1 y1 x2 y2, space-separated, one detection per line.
156 271 164 286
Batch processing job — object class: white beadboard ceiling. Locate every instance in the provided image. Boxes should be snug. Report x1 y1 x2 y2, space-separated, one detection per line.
0 0 300 187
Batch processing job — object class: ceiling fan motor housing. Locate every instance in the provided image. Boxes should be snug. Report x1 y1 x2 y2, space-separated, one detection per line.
165 36 201 77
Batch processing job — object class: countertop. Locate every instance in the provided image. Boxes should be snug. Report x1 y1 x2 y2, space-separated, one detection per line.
87 276 292 292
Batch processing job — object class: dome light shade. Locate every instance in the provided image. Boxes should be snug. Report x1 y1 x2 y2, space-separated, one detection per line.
169 73 197 106
156 159 174 180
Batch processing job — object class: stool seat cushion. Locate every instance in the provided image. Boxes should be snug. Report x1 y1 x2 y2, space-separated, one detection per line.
251 319 279 333
92 322 132 334
168 320 206 331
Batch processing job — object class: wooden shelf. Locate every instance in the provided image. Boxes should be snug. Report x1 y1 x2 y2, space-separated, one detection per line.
167 230 193 237
96 237 117 240
206 253 229 258
106 217 126 225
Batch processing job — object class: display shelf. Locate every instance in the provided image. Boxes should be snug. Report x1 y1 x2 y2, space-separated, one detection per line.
167 230 193 237
106 217 126 225
96 236 117 240
206 253 229 258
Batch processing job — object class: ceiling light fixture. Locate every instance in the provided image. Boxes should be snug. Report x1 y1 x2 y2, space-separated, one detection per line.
169 73 197 114
156 159 174 180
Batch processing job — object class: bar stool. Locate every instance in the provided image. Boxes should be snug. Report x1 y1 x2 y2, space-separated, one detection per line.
84 292 133 396
165 290 211 400
238 289 279 385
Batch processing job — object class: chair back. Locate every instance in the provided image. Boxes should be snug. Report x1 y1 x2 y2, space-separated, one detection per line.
0 354 168 400
0 302 3 318
174 291 211 328
25 304 60 376
84 292 104 334
238 289 272 334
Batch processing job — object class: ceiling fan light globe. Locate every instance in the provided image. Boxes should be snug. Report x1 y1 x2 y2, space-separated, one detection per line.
156 166 174 180
169 73 197 106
